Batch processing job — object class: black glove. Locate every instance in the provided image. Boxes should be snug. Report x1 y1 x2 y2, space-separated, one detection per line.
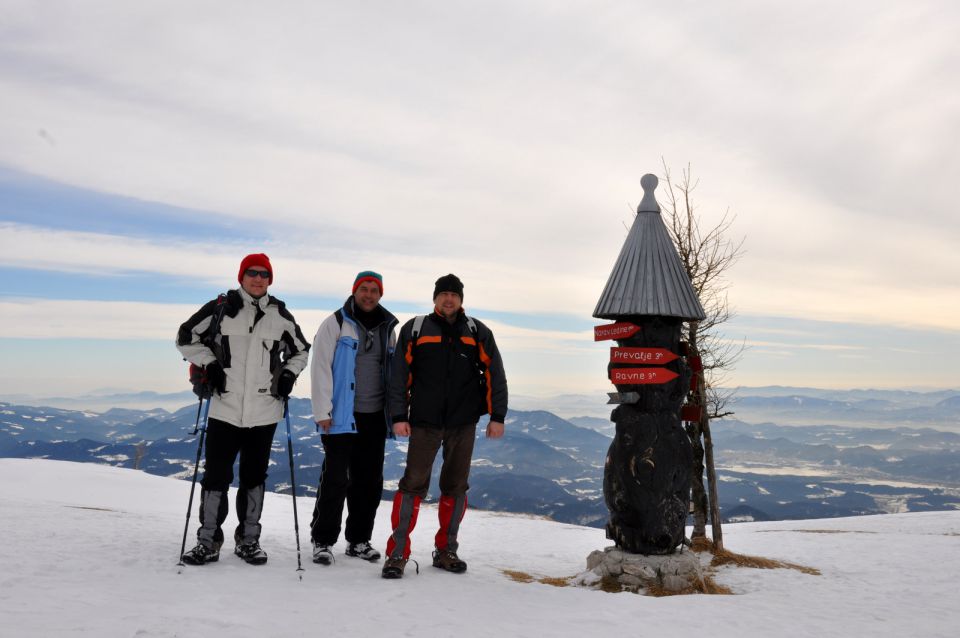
204 361 226 395
275 369 297 398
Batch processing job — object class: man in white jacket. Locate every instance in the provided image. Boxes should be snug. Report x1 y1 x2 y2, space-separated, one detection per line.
176 253 310 566
309 271 397 565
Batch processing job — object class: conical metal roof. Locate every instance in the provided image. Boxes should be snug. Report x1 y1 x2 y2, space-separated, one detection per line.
593 174 706 321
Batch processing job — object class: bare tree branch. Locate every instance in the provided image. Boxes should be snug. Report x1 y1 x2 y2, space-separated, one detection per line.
659 158 746 550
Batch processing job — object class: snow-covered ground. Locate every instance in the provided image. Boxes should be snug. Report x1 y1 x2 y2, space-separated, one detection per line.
2 458 958 637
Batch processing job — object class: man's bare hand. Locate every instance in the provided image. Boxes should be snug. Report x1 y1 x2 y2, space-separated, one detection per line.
486 421 505 438
393 421 411 437
316 418 332 433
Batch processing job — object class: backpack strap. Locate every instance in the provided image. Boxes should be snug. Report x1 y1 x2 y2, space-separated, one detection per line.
465 316 482 372
409 314 480 367
411 314 426 341
188 292 231 398
411 314 477 341
200 293 231 351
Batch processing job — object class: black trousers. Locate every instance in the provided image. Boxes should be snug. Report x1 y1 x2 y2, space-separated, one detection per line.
199 418 277 544
310 411 387 545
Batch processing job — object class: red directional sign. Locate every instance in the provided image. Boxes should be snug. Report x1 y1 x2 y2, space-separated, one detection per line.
593 322 641 341
609 367 679 385
609 347 679 365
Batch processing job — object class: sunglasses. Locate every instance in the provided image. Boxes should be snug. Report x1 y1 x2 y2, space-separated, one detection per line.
244 269 271 279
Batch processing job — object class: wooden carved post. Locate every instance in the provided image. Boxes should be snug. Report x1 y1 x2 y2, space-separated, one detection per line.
594 174 707 555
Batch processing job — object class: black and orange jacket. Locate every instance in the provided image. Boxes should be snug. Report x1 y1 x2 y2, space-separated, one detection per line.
388 310 508 428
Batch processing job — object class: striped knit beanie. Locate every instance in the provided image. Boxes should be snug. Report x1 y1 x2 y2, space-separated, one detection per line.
353 270 383 295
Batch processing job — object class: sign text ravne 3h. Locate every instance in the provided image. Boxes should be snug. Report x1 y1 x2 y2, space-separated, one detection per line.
609 367 679 385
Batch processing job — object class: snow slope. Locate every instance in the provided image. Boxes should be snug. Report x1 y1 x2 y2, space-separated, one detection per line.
1 458 958 637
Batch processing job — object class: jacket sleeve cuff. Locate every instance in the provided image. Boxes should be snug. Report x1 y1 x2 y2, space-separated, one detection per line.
490 414 506 424
391 414 408 424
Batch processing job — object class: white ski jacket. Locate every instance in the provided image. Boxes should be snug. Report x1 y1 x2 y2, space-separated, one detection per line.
177 288 310 428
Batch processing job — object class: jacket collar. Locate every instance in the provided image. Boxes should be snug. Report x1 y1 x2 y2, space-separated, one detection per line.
432 307 465 323
430 308 467 329
237 287 271 311
343 296 397 327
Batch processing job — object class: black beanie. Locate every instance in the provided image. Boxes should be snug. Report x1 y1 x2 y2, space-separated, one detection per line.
433 273 464 299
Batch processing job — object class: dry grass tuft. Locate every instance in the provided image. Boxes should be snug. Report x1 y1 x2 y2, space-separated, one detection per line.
689 536 714 552
501 570 571 587
711 548 820 576
538 576 572 588
646 574 733 597
700 575 735 595
599 575 626 593
502 569 535 583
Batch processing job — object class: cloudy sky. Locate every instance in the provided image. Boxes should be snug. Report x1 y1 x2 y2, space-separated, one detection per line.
1 0 958 402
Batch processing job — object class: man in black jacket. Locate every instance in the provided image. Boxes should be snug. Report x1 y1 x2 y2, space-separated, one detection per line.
382 274 508 579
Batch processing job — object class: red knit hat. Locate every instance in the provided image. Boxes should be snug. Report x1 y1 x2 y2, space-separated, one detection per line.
238 253 273 284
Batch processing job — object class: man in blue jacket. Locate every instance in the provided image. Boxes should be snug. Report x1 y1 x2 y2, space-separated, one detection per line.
309 271 398 565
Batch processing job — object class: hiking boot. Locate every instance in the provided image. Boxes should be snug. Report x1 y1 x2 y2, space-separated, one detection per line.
181 542 220 566
432 548 467 573
234 540 268 565
381 556 407 579
312 543 334 565
346 541 381 562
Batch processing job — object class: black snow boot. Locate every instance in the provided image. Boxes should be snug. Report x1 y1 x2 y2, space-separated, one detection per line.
432 548 467 573
181 542 220 565
381 556 407 579
235 539 268 565
346 541 381 561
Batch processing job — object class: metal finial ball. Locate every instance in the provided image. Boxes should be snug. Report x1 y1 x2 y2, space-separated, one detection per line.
638 173 660 213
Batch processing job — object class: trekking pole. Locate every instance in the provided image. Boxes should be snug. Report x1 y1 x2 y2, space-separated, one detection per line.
177 395 211 572
284 399 305 580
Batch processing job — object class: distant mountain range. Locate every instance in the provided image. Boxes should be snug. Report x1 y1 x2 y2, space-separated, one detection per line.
709 419 960 521
0 400 611 527
0 390 200 413
728 389 960 430
2 386 958 527
5 385 958 423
